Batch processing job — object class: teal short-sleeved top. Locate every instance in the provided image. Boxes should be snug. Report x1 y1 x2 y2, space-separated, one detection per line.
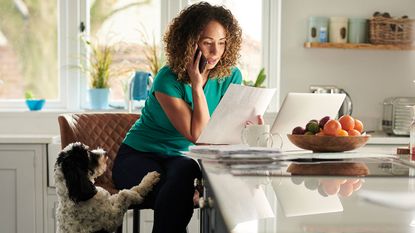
123 65 242 156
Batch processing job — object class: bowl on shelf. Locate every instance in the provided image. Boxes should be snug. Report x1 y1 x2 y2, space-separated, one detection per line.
25 99 46 111
287 134 370 152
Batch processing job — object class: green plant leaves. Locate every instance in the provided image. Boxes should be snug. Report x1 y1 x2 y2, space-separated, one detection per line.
254 68 266 87
24 90 34 99
243 68 266 88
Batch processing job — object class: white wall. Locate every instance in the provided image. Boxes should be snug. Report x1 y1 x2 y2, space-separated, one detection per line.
280 0 415 131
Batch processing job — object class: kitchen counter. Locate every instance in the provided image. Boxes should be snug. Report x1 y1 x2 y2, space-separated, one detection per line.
366 131 408 145
0 134 58 144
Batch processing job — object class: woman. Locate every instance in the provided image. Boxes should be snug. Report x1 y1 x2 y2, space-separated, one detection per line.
112 2 243 232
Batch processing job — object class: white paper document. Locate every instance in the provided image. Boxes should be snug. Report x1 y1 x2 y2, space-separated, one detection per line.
197 84 276 144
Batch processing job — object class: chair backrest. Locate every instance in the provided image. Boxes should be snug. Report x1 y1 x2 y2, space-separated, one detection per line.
58 113 140 194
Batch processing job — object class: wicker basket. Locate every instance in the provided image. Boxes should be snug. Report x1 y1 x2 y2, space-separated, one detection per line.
369 17 414 44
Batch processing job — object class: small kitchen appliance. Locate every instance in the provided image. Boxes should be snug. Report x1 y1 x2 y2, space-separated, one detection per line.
382 97 415 136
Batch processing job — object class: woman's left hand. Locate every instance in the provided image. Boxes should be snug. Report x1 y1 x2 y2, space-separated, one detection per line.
245 115 264 126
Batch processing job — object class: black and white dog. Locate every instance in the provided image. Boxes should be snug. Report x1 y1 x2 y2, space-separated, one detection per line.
54 142 159 233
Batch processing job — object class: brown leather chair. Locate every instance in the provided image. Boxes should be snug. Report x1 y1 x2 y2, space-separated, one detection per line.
58 112 141 233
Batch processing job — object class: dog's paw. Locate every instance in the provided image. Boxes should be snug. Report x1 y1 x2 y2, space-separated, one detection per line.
143 171 160 185
132 172 160 195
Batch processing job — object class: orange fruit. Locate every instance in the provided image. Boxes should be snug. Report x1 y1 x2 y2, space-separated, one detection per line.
339 180 354 197
352 179 363 191
323 119 342 136
316 131 325 136
338 129 349 136
339 115 355 131
348 129 361 136
320 179 342 195
354 119 364 133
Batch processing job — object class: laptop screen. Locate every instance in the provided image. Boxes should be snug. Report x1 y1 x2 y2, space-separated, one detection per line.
270 93 346 151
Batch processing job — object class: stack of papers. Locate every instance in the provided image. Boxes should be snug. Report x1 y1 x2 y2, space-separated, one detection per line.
229 163 286 176
186 145 397 162
185 144 282 161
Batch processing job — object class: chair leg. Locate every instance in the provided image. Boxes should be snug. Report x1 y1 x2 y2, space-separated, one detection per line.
133 208 140 233
116 225 123 233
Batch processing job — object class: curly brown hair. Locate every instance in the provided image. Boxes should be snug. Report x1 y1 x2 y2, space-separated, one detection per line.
163 2 242 83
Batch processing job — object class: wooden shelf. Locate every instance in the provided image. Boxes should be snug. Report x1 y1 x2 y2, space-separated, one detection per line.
304 42 415 50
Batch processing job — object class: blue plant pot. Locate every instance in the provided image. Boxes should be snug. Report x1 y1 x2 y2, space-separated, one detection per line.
25 99 46 111
88 88 109 109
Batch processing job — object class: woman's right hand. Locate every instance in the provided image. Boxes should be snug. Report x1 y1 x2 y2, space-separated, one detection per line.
156 45 210 143
187 46 204 88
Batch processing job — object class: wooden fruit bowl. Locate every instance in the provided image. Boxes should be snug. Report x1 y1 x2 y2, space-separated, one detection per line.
287 134 370 152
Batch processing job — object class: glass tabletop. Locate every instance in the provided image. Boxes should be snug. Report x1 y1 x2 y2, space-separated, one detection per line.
200 157 415 233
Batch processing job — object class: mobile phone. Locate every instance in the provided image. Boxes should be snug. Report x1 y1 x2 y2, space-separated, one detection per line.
194 48 207 73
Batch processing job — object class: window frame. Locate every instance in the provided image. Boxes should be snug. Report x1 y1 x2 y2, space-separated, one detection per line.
263 0 281 112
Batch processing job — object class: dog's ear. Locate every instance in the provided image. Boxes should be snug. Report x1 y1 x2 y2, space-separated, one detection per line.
58 143 97 203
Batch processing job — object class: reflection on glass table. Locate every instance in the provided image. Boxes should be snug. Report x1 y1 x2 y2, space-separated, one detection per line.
272 163 368 217
199 159 415 233
288 162 368 198
272 177 344 217
287 162 369 176
227 158 414 177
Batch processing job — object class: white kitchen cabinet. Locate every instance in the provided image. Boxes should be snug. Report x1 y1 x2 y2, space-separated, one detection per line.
0 144 45 233
46 192 58 233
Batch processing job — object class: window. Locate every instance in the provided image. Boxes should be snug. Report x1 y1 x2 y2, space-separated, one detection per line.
0 0 58 102
90 0 162 106
188 0 263 83
0 0 279 111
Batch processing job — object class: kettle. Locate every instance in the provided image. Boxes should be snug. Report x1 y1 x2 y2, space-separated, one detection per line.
310 85 353 117
127 71 153 112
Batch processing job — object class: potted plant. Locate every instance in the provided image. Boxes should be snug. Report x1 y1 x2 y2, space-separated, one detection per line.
81 38 144 109
243 68 266 88
140 31 165 77
24 91 46 111
83 39 113 109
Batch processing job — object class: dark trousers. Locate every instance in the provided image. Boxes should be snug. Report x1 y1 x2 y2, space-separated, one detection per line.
112 144 202 233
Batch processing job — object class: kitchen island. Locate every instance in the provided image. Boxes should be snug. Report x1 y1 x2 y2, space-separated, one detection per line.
197 146 415 233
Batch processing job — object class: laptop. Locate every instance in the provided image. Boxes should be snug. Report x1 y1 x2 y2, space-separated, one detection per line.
270 93 346 151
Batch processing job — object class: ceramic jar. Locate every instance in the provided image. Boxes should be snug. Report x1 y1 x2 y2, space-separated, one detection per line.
307 16 329 43
348 18 368 43
329 17 348 43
